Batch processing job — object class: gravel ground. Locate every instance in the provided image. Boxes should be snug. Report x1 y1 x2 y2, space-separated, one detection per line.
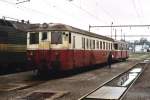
123 63 150 100
0 60 138 100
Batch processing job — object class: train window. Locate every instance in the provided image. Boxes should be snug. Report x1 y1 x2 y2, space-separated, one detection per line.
29 32 39 44
82 38 83 49
73 36 75 48
100 41 102 49
41 32 47 40
114 43 118 50
90 40 92 49
97 41 99 49
82 37 85 49
51 31 62 44
86 39 89 49
103 42 105 50
84 38 85 49
69 32 71 43
111 43 112 50
93 40 95 49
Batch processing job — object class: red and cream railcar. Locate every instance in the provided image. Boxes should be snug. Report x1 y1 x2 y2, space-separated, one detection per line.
27 23 127 74
112 40 129 60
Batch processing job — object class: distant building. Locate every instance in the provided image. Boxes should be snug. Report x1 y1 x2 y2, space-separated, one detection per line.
134 44 149 53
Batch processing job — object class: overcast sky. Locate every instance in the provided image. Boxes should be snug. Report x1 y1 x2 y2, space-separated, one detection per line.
0 0 150 41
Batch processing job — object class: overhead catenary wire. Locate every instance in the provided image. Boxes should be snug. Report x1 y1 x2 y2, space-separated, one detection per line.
132 0 142 24
107 35 150 37
65 0 109 25
137 0 144 18
95 0 116 23
16 0 30 4
42 0 90 25
0 0 61 21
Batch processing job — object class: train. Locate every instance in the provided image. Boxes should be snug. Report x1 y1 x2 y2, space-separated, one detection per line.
27 23 129 75
0 18 33 73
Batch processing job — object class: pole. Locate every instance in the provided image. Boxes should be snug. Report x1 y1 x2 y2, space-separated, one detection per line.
89 25 91 32
124 33 125 41
115 29 117 40
111 22 113 38
121 29 122 40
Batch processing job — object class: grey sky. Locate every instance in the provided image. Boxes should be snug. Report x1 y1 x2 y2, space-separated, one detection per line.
0 0 150 41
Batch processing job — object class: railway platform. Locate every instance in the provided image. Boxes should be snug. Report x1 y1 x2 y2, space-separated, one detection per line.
123 61 150 100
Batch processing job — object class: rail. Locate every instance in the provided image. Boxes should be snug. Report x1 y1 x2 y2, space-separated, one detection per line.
79 60 149 100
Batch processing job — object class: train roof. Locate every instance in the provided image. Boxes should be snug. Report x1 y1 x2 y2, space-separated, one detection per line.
28 23 114 41
0 19 36 33
114 40 128 45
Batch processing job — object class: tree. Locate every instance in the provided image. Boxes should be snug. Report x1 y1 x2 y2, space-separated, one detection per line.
139 38 147 45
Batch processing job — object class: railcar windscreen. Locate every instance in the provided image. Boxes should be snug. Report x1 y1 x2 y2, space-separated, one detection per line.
29 32 39 44
51 31 62 44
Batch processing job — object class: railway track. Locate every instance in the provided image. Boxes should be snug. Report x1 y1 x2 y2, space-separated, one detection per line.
79 60 149 100
0 71 48 92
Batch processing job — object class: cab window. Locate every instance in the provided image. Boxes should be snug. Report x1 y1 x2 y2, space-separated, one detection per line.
29 32 39 44
51 31 62 44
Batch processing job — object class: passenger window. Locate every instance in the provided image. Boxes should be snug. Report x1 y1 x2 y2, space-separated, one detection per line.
82 37 85 49
114 44 118 50
69 32 71 43
90 40 92 49
41 32 47 40
97 41 99 49
86 39 89 49
100 41 102 49
93 40 95 49
103 42 105 50
29 32 39 44
73 36 75 48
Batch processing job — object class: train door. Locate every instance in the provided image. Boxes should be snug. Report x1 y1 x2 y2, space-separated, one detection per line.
82 37 86 67
72 35 76 68
114 43 118 59
39 32 50 61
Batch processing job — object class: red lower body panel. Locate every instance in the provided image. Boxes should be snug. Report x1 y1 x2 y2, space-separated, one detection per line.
27 50 128 73
112 50 129 60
